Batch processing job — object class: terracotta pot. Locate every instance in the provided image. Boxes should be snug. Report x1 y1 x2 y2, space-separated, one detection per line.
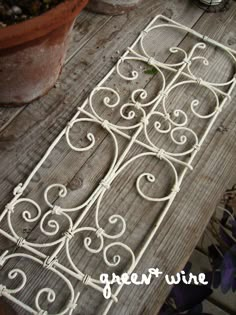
87 0 142 15
0 298 17 315
0 0 88 106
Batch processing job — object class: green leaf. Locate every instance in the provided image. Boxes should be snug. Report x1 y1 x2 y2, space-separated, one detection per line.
144 66 158 75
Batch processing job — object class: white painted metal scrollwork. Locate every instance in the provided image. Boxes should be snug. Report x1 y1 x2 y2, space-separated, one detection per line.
0 15 235 315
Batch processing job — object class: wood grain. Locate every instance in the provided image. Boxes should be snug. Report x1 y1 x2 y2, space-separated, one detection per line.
0 0 236 315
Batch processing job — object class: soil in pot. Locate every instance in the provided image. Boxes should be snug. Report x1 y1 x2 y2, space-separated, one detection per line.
87 0 143 15
0 0 65 27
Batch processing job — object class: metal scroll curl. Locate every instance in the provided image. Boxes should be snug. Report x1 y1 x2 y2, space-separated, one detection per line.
0 14 236 315
0 252 78 315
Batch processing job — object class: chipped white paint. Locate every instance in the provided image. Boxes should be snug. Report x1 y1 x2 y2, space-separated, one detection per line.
0 15 235 315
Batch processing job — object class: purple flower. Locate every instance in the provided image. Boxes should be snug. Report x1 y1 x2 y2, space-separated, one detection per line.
170 284 212 312
230 219 236 238
221 245 236 293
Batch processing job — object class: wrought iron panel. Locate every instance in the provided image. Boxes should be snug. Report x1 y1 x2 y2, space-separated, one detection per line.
0 15 235 315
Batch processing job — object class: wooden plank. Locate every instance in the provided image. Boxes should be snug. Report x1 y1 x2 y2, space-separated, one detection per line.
65 11 112 64
0 2 207 314
2 2 236 315
117 6 236 315
203 300 230 315
0 107 25 133
114 110 236 315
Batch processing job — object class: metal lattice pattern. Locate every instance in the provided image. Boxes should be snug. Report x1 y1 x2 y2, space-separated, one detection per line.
0 15 235 315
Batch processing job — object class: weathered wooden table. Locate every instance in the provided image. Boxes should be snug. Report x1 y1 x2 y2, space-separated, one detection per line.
0 1 236 314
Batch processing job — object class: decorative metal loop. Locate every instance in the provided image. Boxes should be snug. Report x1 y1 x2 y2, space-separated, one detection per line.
68 302 78 311
134 102 142 110
147 57 155 65
141 30 148 37
65 118 96 152
64 229 75 240
195 77 203 85
215 106 222 113
0 251 8 266
140 116 149 125
0 14 235 315
101 119 110 130
16 237 25 248
100 179 110 190
13 183 23 195
202 35 209 42
226 94 232 101
43 257 58 270
156 149 166 160
5 203 14 213
82 274 91 285
0 285 6 296
67 121 74 129
159 91 168 98
183 58 192 65
96 228 105 238
171 184 180 194
51 205 63 216
164 113 171 120
194 144 201 152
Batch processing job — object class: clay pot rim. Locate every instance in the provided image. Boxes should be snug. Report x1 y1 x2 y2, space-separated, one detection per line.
0 0 88 49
